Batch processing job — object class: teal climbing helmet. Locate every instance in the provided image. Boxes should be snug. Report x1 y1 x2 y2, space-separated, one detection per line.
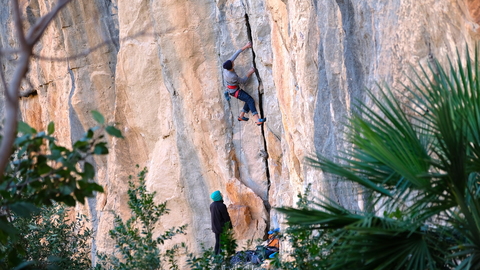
210 190 223 201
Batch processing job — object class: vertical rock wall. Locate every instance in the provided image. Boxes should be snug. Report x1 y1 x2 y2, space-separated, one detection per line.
1 0 478 258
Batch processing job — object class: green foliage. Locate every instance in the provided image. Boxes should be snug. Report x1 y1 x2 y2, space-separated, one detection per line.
270 185 332 270
95 166 187 270
91 110 105 125
0 111 122 268
0 203 92 269
186 244 223 270
220 223 237 259
6 120 102 207
279 46 480 269
186 225 238 270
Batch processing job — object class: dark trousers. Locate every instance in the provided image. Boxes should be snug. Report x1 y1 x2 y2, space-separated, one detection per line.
214 232 221 255
237 90 258 115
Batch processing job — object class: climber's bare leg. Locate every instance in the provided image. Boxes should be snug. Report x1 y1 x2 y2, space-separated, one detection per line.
253 114 260 123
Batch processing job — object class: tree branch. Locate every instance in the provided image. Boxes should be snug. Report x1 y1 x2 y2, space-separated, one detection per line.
26 0 73 46
0 0 74 180
32 30 150 62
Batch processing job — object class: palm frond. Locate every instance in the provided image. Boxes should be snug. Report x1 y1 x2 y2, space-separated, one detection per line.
282 44 480 269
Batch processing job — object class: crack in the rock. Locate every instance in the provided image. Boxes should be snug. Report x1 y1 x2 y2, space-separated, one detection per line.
244 14 261 83
19 89 38 98
245 13 271 236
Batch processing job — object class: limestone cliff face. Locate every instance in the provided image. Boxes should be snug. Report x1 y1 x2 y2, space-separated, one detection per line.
3 0 479 257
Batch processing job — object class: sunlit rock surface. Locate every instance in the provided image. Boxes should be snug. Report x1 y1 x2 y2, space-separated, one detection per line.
1 0 478 261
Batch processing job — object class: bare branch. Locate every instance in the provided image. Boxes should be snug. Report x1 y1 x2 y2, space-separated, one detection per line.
0 53 29 179
26 0 73 45
0 0 74 180
8 0 27 104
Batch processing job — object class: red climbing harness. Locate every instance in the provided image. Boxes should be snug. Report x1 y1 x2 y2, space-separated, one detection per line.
227 85 240 98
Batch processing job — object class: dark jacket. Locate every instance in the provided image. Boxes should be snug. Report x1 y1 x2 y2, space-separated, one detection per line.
210 200 232 234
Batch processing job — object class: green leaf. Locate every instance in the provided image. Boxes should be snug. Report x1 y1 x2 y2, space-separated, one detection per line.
48 149 62 160
50 144 67 152
85 129 94 139
94 143 109 155
15 134 31 145
106 126 124 138
17 121 36 134
9 202 40 218
37 163 52 175
73 140 90 150
74 190 86 204
91 110 105 124
47 122 55 135
83 162 95 179
60 184 75 195
0 219 17 244
91 183 104 192
62 195 77 206
8 248 23 266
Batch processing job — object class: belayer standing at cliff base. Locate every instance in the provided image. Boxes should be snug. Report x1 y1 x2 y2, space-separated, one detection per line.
210 190 232 255
223 42 266 126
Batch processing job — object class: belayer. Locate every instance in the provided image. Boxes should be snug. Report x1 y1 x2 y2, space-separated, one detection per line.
223 42 266 126
210 190 232 255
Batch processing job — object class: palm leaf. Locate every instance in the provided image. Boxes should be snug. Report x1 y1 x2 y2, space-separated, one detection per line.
281 44 480 269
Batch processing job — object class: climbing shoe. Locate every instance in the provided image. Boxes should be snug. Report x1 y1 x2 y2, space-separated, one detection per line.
256 118 266 126
238 116 249 121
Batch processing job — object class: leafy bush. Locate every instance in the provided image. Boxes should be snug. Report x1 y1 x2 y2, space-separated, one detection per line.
0 203 92 269
186 244 222 270
95 166 187 270
269 185 333 270
0 111 122 268
186 225 237 270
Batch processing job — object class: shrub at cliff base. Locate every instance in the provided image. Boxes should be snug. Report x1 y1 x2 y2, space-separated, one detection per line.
0 203 92 269
0 111 123 269
95 166 187 270
186 225 238 270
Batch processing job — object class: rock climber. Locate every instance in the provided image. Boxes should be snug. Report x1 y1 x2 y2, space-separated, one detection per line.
223 42 266 126
210 190 232 255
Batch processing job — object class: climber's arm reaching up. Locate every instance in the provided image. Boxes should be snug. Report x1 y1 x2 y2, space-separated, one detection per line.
228 42 252 62
223 42 255 84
